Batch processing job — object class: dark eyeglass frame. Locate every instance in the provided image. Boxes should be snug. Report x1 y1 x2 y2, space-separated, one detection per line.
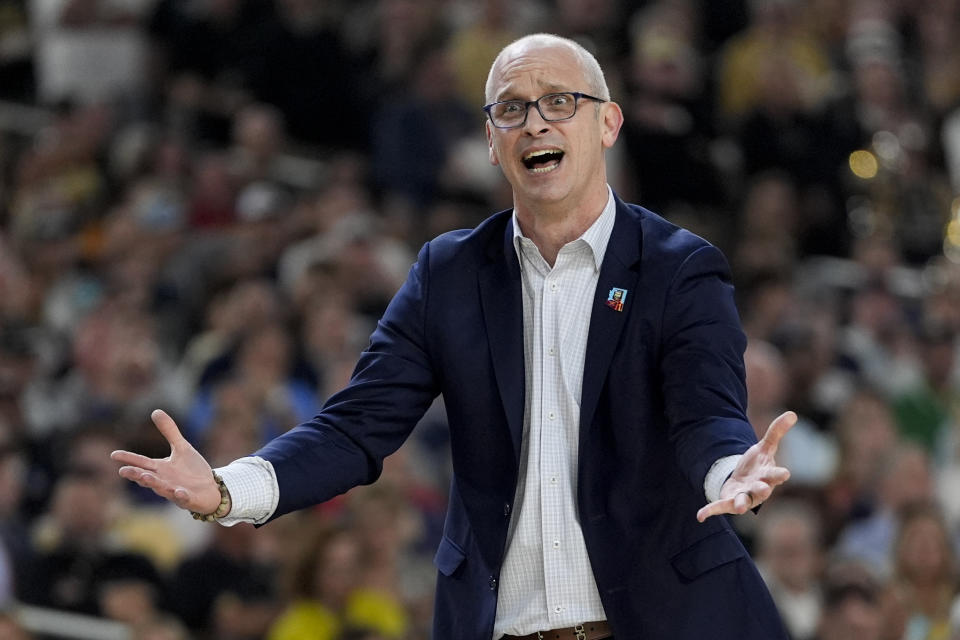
483 91 607 129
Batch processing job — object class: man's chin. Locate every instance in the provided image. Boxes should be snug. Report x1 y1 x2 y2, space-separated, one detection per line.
515 171 567 194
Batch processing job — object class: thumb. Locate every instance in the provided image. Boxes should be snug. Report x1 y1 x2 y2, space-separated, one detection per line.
151 409 189 451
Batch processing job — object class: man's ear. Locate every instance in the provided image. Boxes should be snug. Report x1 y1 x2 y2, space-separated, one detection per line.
486 121 500 166
600 101 624 149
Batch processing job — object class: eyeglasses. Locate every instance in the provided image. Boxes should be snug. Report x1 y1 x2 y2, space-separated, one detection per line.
483 91 607 129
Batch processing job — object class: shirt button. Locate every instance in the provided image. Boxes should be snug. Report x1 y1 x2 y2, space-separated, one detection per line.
503 502 511 517
552 540 561 548
489 576 498 590
550 283 558 292
554 606 563 613
548 346 556 356
550 476 558 484
548 412 556 420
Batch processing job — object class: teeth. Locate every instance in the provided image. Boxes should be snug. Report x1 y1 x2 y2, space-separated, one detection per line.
530 163 560 174
524 149 561 160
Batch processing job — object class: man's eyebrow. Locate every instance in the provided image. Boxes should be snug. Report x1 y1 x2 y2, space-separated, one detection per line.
494 84 571 102
494 90 522 102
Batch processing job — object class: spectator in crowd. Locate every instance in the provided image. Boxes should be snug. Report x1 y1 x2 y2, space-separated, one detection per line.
337 0 448 114
295 298 372 400
21 468 163 619
891 503 957 640
814 561 888 640
913 0 960 119
252 1 370 150
823 388 900 538
732 172 802 280
7 101 112 274
268 521 407 640
371 45 474 208
743 340 837 488
770 307 848 428
893 320 959 458
756 499 825 640
619 1 727 229
185 320 320 447
30 0 153 105
716 0 834 125
838 279 918 399
168 520 279 638
58 427 187 571
178 276 286 395
835 444 935 577
157 0 272 144
21 303 183 439
446 0 520 109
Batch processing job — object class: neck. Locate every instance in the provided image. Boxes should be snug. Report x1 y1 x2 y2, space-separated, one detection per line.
514 182 608 266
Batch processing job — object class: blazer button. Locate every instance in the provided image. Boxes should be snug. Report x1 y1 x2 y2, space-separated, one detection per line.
489 576 498 590
503 502 511 517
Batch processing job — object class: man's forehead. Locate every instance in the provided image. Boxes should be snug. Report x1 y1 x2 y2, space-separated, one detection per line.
490 43 583 98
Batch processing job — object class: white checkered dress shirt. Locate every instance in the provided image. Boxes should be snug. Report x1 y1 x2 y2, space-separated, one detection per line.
492 187 618 637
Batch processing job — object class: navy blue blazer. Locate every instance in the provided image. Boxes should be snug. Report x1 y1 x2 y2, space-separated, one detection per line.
255 195 788 639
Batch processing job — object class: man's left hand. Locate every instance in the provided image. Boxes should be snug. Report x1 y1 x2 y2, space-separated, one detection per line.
696 411 796 522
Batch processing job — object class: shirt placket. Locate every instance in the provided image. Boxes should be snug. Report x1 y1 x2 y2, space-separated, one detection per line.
541 254 568 620
517 241 549 624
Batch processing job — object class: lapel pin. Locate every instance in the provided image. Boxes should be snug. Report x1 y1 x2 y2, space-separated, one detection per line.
605 287 627 312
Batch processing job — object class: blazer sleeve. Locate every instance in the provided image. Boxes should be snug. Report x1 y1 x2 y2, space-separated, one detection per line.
254 242 440 520
659 243 756 494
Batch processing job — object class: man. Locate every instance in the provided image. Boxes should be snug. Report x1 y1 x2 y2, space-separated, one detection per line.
112 34 794 640
814 563 886 640
755 500 824 640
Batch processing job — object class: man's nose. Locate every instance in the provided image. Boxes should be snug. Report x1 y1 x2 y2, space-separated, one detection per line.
522 103 551 135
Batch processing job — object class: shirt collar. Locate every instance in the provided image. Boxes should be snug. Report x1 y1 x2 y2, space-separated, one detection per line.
511 185 616 272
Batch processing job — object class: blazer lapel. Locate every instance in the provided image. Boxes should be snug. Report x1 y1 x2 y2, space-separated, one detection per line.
580 198 644 448
478 218 525 465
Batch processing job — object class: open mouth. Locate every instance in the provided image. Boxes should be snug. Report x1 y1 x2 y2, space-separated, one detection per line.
522 149 564 173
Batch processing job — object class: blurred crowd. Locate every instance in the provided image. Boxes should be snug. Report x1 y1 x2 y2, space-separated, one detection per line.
0 0 958 638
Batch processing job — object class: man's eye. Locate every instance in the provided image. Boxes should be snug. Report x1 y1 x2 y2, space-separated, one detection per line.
548 94 570 106
502 102 524 113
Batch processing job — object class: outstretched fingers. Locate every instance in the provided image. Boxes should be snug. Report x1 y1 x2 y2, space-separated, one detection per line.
760 465 791 486
118 466 169 494
697 478 781 522
110 450 160 470
117 466 192 509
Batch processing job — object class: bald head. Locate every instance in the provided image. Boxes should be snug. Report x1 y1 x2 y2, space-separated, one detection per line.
485 33 610 104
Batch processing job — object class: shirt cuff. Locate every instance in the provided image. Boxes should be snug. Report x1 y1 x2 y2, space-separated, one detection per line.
704 454 742 504
214 456 279 526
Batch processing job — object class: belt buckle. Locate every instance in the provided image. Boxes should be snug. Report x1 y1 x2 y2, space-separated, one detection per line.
574 624 586 640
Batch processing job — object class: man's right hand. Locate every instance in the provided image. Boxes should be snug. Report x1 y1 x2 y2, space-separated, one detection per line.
111 409 222 515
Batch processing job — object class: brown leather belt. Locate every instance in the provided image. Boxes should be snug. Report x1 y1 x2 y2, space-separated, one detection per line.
501 620 612 640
